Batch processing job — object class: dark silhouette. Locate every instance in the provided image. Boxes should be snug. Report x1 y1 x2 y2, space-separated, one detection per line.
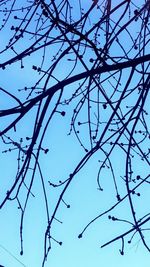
0 0 149 266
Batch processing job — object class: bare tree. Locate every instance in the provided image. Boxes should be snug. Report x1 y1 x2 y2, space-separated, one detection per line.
0 0 150 266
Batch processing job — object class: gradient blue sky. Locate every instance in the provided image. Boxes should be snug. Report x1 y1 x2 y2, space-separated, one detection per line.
0 0 150 266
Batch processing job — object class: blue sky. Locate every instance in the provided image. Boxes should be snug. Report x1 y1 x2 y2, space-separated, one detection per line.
0 0 150 266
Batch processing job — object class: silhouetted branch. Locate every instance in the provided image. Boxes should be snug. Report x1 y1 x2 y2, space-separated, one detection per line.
0 0 150 266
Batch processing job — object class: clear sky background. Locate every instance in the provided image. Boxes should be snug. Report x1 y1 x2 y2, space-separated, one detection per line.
0 0 150 267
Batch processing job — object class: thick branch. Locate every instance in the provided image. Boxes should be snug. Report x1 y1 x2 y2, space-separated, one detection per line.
0 54 149 118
